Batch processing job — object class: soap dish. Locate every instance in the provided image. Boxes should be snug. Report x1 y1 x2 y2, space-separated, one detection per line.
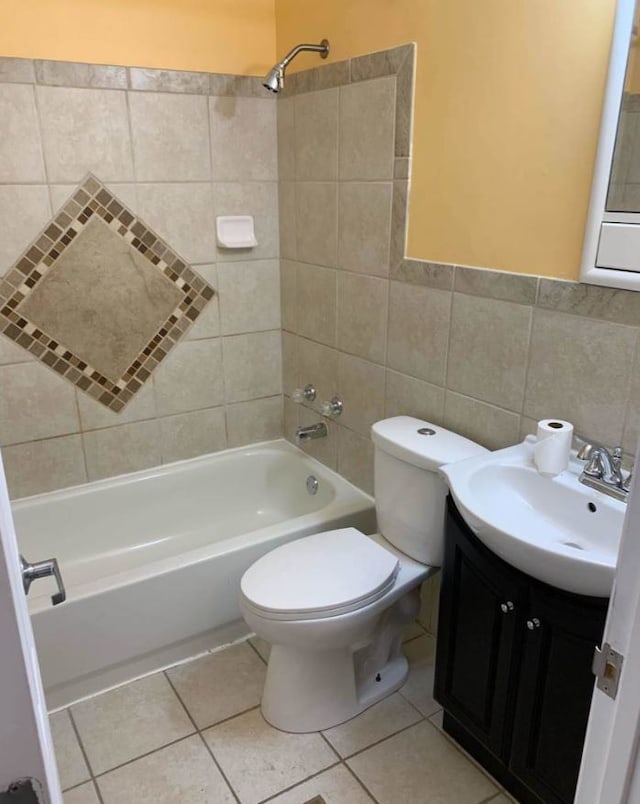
216 215 258 249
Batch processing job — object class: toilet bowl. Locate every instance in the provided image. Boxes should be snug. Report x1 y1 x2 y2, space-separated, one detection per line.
239 416 488 733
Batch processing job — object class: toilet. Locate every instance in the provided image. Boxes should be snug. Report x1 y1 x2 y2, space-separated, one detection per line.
239 416 488 733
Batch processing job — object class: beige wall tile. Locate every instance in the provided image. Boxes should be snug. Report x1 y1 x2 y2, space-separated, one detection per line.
298 404 339 469
136 182 216 265
0 335 34 366
227 396 283 447
98 736 234 804
524 310 637 446
210 96 277 181
0 185 51 272
129 92 210 181
0 85 45 182
203 708 335 804
444 391 521 450
347 721 498 804
338 182 392 276
49 710 90 791
623 340 640 454
77 381 156 431
278 181 297 260
223 330 282 402
71 674 193 775
49 182 137 215
337 425 374 494
283 395 298 440
295 182 338 267
455 266 538 305
337 272 388 363
160 406 227 463
296 263 337 346
217 259 280 334
37 86 133 182
447 294 532 411
0 57 35 83
294 88 339 180
297 337 339 400
338 354 385 436
82 419 162 481
281 331 297 395
129 67 209 94
280 259 297 332
385 370 445 423
186 264 220 340
339 77 395 180
3 435 86 499
387 281 451 385
277 95 295 181
36 61 127 90
213 181 279 261
154 339 224 416
0 363 79 445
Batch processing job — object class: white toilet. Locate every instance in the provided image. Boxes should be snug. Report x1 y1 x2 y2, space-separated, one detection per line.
239 416 488 733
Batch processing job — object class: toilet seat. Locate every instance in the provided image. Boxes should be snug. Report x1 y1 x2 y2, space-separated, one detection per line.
240 528 400 621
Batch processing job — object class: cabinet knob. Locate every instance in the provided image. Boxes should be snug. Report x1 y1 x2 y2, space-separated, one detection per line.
500 601 515 614
527 618 541 630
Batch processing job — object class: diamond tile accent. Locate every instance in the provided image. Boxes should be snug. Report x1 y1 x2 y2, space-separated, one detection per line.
0 174 215 411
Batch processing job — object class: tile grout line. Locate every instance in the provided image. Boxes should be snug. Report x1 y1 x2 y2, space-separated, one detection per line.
256 760 343 804
66 709 105 804
163 670 242 804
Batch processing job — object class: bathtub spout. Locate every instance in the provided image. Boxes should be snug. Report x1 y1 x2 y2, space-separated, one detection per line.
295 422 327 446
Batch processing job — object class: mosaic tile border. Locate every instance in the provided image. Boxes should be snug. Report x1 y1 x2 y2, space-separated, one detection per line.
0 56 275 97
0 175 215 411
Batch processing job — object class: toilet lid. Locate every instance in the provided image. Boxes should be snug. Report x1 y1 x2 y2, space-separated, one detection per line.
240 528 400 620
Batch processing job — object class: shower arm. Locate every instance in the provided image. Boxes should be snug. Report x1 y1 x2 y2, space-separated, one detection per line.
278 40 330 70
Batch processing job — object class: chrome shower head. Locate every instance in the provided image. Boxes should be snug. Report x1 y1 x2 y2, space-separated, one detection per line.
262 39 329 94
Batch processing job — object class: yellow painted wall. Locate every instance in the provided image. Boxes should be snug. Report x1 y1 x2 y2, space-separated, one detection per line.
0 0 276 75
276 0 617 278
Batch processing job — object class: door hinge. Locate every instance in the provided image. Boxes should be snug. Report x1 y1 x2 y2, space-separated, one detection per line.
593 642 624 699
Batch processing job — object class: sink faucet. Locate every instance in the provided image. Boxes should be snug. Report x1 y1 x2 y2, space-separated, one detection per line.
295 422 327 446
577 443 632 502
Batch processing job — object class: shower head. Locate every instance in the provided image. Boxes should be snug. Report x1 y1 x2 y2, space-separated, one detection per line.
263 39 330 94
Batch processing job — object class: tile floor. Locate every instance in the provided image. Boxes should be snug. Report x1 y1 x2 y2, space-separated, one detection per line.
50 624 518 804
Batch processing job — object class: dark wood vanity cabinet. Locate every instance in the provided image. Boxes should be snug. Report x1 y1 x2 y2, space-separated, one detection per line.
435 496 608 804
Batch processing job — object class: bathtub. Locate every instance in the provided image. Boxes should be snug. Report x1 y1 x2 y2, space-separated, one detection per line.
13 440 376 710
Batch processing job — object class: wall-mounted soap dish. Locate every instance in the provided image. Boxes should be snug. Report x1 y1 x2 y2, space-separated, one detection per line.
216 215 258 249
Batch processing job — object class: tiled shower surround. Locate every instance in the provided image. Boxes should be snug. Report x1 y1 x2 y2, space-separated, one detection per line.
0 60 282 497
1 47 640 500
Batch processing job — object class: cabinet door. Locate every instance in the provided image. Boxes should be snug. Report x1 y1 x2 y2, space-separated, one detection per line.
435 499 524 758
509 583 607 804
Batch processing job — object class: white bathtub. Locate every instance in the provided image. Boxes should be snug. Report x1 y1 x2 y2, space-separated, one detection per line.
12 440 376 709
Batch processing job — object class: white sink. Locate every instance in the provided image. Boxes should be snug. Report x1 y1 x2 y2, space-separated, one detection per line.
440 437 626 597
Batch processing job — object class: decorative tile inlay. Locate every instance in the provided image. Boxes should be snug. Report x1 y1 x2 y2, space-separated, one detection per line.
0 175 215 411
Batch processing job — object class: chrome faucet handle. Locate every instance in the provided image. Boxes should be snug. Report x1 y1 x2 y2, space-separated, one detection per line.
623 470 634 493
577 443 595 461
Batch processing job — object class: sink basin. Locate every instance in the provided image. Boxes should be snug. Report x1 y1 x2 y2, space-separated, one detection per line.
440 437 626 597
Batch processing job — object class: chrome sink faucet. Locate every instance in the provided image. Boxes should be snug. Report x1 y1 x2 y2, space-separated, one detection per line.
577 443 632 502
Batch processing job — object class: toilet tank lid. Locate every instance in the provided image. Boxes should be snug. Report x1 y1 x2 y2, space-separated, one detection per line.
371 416 489 470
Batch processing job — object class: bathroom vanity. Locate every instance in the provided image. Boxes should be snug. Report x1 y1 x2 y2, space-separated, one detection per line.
434 496 608 804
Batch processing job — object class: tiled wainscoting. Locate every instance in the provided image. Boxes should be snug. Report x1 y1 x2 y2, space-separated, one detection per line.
279 46 640 494
0 59 283 498
51 629 514 804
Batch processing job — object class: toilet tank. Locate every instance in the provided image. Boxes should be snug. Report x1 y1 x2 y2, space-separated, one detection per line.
371 417 488 566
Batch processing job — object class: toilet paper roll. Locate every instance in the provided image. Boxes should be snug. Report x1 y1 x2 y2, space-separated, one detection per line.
534 419 574 477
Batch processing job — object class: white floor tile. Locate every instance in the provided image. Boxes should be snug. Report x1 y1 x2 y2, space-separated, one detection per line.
63 782 100 804
49 709 90 790
399 633 441 716
97 735 235 803
167 642 266 728
403 621 426 642
322 693 421 758
267 764 374 803
71 673 193 774
347 720 498 804
248 635 271 663
203 708 337 804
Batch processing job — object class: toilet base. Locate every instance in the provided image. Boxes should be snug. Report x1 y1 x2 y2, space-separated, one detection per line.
260 590 419 733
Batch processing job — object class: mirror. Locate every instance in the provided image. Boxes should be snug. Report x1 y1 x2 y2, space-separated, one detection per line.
581 0 640 290
607 3 640 212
